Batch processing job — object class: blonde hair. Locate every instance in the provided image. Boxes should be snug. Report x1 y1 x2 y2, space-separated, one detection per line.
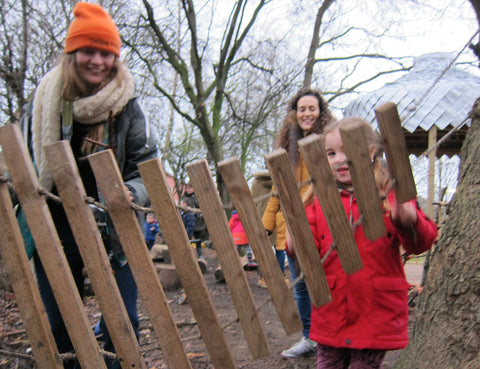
303 117 392 207
60 53 118 155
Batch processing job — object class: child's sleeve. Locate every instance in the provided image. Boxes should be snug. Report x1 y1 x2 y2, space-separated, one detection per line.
396 201 438 255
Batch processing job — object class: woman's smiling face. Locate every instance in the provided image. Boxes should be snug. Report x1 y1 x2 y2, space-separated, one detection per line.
75 47 115 87
296 95 320 132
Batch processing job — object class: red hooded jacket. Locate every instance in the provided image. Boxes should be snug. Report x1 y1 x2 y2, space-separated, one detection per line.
306 190 437 351
229 211 249 246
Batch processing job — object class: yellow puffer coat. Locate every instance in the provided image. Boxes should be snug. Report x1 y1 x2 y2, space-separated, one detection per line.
261 158 310 250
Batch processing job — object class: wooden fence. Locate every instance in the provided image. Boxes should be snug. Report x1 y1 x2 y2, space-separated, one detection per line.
0 103 415 368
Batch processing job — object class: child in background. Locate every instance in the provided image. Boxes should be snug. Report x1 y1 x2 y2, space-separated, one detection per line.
300 117 437 368
229 210 258 270
144 212 159 250
180 197 201 258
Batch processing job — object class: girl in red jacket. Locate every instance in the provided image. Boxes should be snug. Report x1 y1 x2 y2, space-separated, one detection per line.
304 117 437 368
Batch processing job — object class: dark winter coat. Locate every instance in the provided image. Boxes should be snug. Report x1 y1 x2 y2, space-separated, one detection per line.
181 210 196 239
20 98 157 262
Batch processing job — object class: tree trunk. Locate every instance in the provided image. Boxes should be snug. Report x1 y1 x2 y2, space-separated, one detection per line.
303 0 335 88
394 99 480 368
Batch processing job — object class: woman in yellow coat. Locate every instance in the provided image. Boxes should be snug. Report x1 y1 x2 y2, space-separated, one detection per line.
261 88 334 358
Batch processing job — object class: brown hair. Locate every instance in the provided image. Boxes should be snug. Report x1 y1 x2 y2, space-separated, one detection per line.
276 88 334 167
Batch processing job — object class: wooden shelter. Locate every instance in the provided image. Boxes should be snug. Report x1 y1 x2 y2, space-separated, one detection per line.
343 52 480 216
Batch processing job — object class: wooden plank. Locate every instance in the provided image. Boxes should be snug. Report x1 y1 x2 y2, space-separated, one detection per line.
138 158 237 368
0 182 63 369
0 125 107 369
264 149 331 307
340 123 387 240
218 157 302 334
187 159 270 358
44 141 146 369
298 135 363 275
87 150 192 369
375 102 417 202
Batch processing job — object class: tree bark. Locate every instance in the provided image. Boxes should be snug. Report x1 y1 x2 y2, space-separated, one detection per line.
394 99 480 368
468 0 480 63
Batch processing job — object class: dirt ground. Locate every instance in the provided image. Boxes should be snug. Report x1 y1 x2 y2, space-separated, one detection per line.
0 247 418 368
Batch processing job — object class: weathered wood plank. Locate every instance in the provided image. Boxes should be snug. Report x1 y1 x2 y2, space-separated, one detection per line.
0 181 63 369
138 157 237 368
375 102 417 202
264 149 331 307
219 157 302 335
88 150 192 369
0 124 107 369
44 141 146 369
299 134 363 275
340 123 387 240
188 159 270 358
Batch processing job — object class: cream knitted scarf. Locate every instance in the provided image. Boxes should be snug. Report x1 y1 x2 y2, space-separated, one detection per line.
32 62 135 190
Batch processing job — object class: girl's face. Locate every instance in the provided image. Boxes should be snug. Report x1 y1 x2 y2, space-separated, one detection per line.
75 48 115 87
296 95 320 132
325 128 353 190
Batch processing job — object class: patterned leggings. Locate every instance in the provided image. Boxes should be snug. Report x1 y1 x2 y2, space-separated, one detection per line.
316 345 386 369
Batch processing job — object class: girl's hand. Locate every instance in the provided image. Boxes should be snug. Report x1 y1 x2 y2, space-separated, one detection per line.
124 185 134 203
390 199 417 227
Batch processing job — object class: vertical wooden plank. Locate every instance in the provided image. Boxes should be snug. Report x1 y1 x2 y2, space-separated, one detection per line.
340 123 387 240
0 125 107 369
298 135 363 275
265 149 331 307
87 150 193 369
187 159 270 358
0 182 63 369
375 102 417 202
44 141 146 369
138 158 237 368
427 126 437 219
218 157 302 335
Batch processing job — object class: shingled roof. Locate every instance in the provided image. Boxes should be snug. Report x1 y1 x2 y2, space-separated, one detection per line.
344 52 480 156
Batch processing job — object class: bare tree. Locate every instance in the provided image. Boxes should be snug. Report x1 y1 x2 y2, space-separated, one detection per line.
134 0 275 201
0 0 73 124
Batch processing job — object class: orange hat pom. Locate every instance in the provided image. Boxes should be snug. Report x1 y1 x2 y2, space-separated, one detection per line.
64 2 121 56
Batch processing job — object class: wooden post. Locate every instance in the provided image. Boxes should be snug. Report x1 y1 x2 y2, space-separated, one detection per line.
298 135 363 275
44 141 146 369
219 157 303 334
187 159 270 359
375 102 417 202
427 126 437 219
0 182 63 369
265 149 331 307
0 124 107 369
137 157 237 368
88 151 192 369
340 123 387 240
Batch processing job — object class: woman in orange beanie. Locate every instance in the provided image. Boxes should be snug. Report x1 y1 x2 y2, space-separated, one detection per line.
18 2 157 368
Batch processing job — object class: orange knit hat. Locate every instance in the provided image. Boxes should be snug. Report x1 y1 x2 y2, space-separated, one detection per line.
64 2 121 56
